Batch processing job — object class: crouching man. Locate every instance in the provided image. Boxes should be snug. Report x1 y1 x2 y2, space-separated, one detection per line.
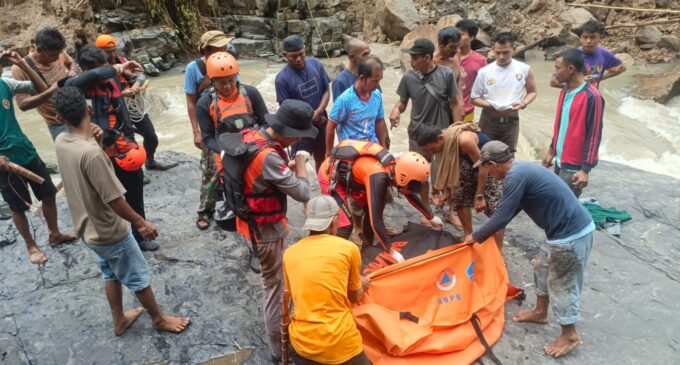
283 196 371 365
464 141 594 358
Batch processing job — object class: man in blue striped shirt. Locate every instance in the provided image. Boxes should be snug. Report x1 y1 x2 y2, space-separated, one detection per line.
325 56 388 156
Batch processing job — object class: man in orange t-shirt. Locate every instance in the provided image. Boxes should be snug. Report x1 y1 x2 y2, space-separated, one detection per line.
283 196 371 365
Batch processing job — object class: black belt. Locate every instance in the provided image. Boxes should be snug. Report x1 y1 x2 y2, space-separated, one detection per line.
489 116 519 124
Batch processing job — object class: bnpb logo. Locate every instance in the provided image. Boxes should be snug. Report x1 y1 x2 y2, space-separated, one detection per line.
436 268 456 291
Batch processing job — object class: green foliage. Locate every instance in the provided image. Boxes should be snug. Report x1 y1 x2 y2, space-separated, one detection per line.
142 0 204 51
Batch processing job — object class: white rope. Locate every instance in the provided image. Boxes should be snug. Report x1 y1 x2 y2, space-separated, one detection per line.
125 90 151 124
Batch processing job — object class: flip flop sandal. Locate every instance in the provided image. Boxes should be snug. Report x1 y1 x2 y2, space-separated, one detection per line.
196 214 211 230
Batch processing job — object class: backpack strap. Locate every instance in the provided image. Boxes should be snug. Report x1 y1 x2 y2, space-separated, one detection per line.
196 58 207 76
239 85 254 115
23 56 49 85
211 87 220 123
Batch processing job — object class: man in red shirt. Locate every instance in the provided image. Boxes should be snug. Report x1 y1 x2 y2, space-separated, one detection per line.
456 19 488 122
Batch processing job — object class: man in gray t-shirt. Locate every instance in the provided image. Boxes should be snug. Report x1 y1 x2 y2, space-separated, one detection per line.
389 38 462 218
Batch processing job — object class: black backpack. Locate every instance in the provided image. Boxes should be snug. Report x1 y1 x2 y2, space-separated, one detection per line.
216 131 287 242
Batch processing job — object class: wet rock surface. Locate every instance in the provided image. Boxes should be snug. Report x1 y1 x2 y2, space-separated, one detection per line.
0 153 678 364
631 64 680 103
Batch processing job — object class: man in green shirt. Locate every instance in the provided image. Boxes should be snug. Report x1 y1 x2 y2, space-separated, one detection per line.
0 50 75 264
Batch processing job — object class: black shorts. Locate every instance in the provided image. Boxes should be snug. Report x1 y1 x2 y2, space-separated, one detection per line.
0 156 56 213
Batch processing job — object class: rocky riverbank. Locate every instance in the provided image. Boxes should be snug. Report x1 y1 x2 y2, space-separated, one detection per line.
0 151 678 364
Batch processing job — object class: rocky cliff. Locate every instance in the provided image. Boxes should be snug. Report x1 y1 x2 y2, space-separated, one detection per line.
2 0 680 68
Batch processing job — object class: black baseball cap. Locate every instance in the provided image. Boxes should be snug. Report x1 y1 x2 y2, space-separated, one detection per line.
401 38 436 55
473 141 515 168
282 35 305 52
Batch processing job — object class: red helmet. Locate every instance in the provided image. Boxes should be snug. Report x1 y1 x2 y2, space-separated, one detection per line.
394 152 430 187
115 144 146 172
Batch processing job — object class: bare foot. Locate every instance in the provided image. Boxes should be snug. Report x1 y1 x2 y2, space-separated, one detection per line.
28 246 48 264
445 211 463 231
114 307 145 336
420 216 434 228
153 314 190 333
512 309 549 324
385 222 400 235
349 231 363 246
48 232 77 247
544 333 581 357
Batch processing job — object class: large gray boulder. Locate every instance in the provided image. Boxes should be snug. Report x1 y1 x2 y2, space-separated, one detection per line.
376 0 422 40
659 35 680 52
477 8 494 31
436 14 463 29
368 42 402 68
636 25 663 45
631 65 680 104
560 8 596 31
543 24 581 48
398 24 438 71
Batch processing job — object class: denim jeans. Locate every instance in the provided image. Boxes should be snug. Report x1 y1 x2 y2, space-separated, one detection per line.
87 232 150 292
534 231 593 325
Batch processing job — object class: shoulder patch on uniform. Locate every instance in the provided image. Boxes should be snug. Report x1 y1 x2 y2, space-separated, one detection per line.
2 99 10 110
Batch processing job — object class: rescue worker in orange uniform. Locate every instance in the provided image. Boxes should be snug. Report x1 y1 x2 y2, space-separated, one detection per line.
64 45 158 251
196 51 268 155
95 34 177 173
217 99 315 361
319 140 444 254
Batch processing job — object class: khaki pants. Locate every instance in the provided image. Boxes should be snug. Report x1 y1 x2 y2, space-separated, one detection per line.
258 238 288 358
478 112 520 151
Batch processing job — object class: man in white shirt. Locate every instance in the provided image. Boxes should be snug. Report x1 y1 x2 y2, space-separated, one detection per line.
471 32 537 151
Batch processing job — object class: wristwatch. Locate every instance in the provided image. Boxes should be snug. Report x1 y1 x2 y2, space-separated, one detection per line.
475 194 484 201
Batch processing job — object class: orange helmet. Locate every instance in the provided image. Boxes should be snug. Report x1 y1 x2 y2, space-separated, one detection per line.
115 145 146 172
95 34 117 49
394 152 430 187
206 52 239 79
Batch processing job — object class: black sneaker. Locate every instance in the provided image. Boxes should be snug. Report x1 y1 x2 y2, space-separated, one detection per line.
138 240 160 251
143 175 151 185
146 159 179 171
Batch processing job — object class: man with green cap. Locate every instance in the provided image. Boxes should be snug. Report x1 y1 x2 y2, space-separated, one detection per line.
184 30 233 230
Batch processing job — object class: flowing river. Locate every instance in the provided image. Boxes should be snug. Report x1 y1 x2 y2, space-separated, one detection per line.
11 58 680 180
